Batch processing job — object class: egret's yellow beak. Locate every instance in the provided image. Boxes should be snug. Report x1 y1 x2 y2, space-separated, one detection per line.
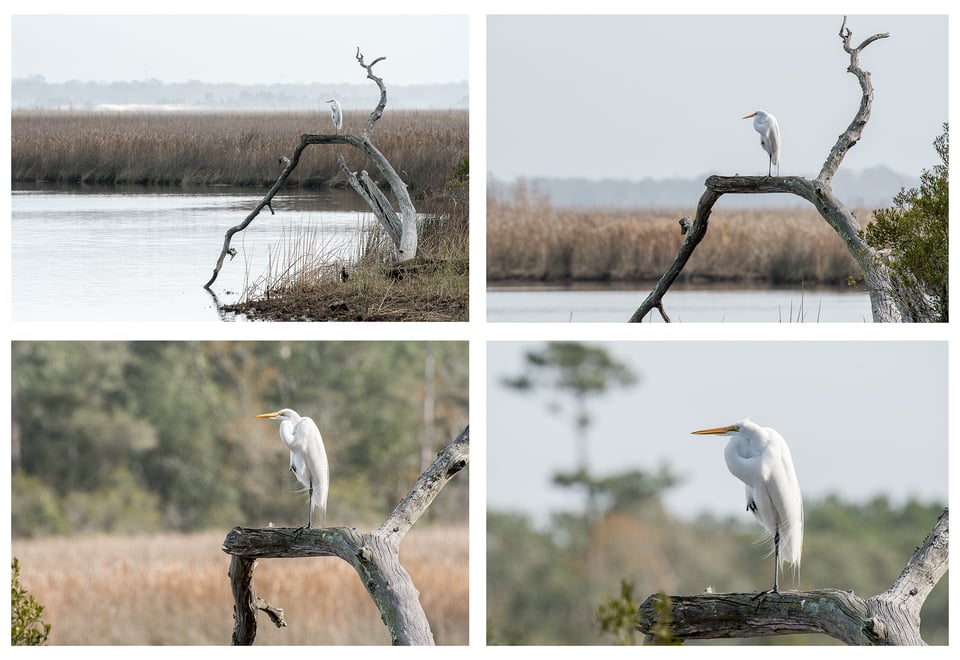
256 411 281 419
742 113 757 119
691 424 740 435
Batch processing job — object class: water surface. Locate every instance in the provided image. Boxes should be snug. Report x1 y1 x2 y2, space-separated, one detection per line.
487 284 873 322
12 188 374 321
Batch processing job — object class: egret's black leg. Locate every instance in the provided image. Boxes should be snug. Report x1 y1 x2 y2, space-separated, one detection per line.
772 528 781 592
752 526 782 604
307 477 314 529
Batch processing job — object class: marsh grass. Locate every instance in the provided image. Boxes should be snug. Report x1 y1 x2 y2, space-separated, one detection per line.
228 182 469 321
12 110 467 195
11 526 468 645
487 192 868 286
240 220 356 303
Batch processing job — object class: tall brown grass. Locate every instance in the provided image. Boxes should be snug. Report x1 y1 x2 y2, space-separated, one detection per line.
12 110 467 195
487 192 869 286
11 526 468 645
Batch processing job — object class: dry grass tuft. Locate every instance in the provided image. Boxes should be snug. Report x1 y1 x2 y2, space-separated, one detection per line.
487 193 869 286
12 526 467 645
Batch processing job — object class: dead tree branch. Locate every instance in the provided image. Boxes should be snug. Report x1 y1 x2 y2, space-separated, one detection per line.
203 49 418 290
819 17 889 183
223 425 469 645
638 508 947 645
629 17 902 323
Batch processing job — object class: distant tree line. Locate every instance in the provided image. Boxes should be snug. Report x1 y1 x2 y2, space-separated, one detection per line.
11 341 468 537
12 76 469 111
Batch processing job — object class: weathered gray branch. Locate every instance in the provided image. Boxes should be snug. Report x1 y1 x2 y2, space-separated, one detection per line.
349 48 418 261
223 425 469 645
203 140 311 289
820 17 889 183
638 508 947 645
380 425 470 542
203 50 418 289
629 17 902 323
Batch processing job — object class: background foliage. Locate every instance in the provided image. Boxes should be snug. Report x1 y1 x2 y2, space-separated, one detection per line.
864 124 949 322
12 341 468 537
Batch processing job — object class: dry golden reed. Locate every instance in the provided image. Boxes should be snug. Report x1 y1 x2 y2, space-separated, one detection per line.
12 526 467 645
12 109 467 194
487 193 869 286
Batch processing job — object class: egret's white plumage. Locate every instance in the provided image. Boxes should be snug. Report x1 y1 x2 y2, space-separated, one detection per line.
692 418 802 592
325 98 343 133
743 110 781 176
257 408 329 527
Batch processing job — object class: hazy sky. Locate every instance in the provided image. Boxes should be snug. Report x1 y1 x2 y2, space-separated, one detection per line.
10 14 468 86
487 341 948 524
488 14 948 180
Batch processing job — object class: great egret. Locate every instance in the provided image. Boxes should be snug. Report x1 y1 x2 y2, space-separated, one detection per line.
743 111 781 176
325 98 343 133
692 419 802 593
257 408 329 528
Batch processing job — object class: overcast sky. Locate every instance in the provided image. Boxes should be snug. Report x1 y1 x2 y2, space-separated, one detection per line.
487 341 948 524
488 14 947 180
10 14 468 86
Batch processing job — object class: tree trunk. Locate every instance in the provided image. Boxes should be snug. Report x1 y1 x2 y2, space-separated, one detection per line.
629 17 904 323
223 425 468 645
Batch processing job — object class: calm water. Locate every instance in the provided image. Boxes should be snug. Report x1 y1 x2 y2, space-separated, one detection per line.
487 285 874 322
12 188 375 321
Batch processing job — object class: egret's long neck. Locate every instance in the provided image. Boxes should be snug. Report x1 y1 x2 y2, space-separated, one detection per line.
278 420 297 450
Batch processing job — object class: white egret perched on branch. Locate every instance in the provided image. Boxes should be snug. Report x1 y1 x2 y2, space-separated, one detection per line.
325 98 343 133
257 408 329 528
692 419 803 593
743 110 781 176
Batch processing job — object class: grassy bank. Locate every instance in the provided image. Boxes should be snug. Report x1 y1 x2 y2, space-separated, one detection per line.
225 180 468 321
487 193 868 286
12 109 467 195
12 526 468 644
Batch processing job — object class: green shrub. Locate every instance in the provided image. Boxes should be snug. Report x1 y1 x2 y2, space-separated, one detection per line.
865 124 948 321
11 558 51 645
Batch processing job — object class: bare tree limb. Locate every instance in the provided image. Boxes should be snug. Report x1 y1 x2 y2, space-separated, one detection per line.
203 140 310 289
628 188 719 322
380 426 469 541
204 50 419 290
638 508 947 645
223 425 469 645
629 17 903 323
357 47 388 139
819 16 889 183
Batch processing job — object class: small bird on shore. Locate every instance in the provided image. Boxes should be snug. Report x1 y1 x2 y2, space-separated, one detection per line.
256 408 329 528
743 110 781 176
325 98 343 133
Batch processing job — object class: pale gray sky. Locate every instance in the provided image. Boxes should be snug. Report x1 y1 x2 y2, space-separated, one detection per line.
11 14 468 85
487 14 948 180
487 341 948 523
